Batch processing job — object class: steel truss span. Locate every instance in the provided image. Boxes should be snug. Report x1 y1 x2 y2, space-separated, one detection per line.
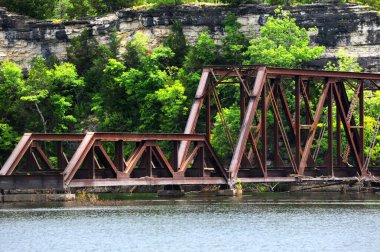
1 66 380 190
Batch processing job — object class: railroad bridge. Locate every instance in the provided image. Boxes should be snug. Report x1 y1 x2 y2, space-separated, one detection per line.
1 66 380 190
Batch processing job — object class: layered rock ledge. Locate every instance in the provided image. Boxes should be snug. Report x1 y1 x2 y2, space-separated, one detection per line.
0 3 379 71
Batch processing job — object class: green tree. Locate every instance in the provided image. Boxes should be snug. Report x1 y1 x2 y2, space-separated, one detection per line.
324 49 362 72
0 124 19 166
211 104 241 160
221 12 249 64
53 0 73 19
141 78 187 132
21 56 84 133
220 0 244 5
96 32 188 133
0 61 25 127
183 32 219 69
164 21 188 67
244 9 325 68
124 32 150 69
66 0 99 18
147 0 183 6
91 58 131 131
67 30 105 75
0 0 57 19
21 57 52 132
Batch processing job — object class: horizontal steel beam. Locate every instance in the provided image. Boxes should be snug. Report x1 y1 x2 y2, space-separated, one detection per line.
238 177 364 183
0 175 64 190
23 133 207 142
266 68 380 81
69 177 227 187
31 134 85 141
69 176 380 187
209 66 380 83
92 133 206 142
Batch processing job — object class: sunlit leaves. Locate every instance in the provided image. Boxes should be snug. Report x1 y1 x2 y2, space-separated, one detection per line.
244 10 325 68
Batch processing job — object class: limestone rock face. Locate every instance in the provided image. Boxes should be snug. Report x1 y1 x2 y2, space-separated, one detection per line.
0 3 379 71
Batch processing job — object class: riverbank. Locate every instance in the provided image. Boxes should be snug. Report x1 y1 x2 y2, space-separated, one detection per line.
1 181 379 203
1 191 380 209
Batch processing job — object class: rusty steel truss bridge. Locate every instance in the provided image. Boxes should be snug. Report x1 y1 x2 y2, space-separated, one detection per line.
1 66 380 190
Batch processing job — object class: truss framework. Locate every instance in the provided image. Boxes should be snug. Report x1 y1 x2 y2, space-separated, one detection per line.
1 66 380 189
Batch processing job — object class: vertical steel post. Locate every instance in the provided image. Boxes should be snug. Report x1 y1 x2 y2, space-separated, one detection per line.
171 141 179 172
115 140 124 172
273 81 280 168
205 92 211 142
306 83 311 125
359 80 364 167
146 146 152 177
85 146 95 179
328 82 334 176
195 144 205 177
261 79 267 177
240 82 246 125
295 76 301 174
25 147 34 171
57 141 65 170
336 83 342 166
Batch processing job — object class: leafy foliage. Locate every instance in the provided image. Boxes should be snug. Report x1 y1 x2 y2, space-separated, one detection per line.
244 9 325 67
0 0 56 19
0 124 18 165
324 49 362 72
91 32 187 134
221 11 249 64
183 32 219 69
163 21 188 66
211 104 241 160
1 0 379 20
21 56 83 133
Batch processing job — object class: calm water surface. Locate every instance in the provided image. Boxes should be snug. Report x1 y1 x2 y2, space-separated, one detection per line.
1 192 380 252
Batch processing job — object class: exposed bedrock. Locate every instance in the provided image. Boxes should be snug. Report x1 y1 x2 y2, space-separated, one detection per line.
0 3 379 71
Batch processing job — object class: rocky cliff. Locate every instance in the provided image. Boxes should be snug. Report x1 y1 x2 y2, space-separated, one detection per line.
0 3 379 71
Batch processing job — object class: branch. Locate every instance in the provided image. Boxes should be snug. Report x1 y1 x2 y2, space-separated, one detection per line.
34 102 47 133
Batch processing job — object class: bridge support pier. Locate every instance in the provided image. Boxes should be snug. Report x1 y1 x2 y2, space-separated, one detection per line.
157 185 185 197
217 188 242 196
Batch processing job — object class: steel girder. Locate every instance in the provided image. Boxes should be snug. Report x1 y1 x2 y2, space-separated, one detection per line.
182 66 380 185
0 133 228 188
1 66 380 189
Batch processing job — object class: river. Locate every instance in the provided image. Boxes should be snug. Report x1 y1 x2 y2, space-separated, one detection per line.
1 192 380 252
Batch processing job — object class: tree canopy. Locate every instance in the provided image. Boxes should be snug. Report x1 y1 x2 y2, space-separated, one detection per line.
0 0 378 20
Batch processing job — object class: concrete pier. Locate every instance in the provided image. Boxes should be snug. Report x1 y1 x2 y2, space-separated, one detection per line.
1 193 75 202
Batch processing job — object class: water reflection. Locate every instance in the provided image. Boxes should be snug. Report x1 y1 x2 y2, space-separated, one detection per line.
0 193 379 252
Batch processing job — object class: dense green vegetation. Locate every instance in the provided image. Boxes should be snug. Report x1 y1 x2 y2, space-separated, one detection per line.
0 9 378 169
0 0 378 20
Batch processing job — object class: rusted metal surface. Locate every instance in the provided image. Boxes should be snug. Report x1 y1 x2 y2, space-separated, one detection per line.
0 133 33 176
1 66 380 190
229 66 267 178
0 174 64 190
